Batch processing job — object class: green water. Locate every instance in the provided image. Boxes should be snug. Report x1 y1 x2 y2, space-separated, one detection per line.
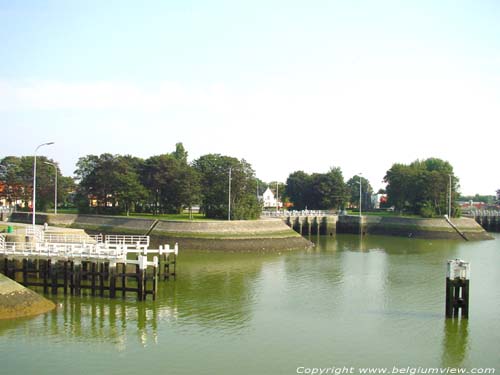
1 234 499 375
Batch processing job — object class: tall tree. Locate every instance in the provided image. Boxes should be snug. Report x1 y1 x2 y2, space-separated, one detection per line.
346 175 373 210
384 158 459 217
193 154 261 220
0 155 68 211
285 171 312 210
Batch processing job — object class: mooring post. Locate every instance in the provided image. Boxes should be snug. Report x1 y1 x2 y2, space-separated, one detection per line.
138 255 146 301
63 261 69 295
152 255 158 301
51 260 58 295
445 259 470 319
43 260 50 294
109 261 117 298
74 260 82 296
22 258 28 285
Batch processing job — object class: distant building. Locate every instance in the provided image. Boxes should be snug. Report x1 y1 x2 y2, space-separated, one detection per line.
371 193 387 209
262 187 282 209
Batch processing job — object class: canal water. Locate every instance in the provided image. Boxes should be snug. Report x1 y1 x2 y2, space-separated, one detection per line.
1 234 499 375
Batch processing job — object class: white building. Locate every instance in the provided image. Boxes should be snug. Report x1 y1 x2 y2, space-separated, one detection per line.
262 187 282 208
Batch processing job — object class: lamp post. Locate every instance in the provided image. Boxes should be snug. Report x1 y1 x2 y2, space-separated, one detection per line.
228 167 232 221
448 174 452 218
44 161 58 215
359 173 362 217
32 142 54 231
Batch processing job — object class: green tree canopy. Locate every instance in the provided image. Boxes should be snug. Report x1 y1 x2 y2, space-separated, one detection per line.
383 158 459 217
193 154 261 220
346 175 373 210
285 167 348 210
0 155 70 211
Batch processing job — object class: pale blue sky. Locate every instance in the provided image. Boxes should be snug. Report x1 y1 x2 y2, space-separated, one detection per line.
1 0 499 195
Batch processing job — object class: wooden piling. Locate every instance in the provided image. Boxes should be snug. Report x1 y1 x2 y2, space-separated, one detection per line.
109 262 117 298
445 259 470 319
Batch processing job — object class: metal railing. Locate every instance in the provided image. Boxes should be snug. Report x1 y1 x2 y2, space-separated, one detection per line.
42 233 98 244
104 235 150 247
263 210 331 217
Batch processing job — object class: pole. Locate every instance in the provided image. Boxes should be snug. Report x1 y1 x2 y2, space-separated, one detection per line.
276 182 279 212
359 173 362 217
44 162 58 215
448 174 452 218
228 167 232 221
32 142 54 231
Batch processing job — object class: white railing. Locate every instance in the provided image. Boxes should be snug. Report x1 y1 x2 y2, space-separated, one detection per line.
263 210 331 217
465 209 500 217
42 233 98 244
0 236 178 265
104 235 150 247
1 241 128 262
25 226 44 241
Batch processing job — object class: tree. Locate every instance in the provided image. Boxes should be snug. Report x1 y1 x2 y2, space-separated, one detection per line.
0 156 70 211
384 158 459 217
285 167 348 210
75 154 146 214
193 154 261 220
285 171 312 210
346 175 373 210
141 150 200 215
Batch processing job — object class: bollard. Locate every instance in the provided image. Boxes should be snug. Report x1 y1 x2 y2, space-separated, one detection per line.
445 259 470 319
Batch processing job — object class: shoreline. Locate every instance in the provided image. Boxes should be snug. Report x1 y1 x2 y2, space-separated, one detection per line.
6 212 493 251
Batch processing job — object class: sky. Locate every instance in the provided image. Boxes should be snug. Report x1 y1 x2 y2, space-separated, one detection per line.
0 0 499 195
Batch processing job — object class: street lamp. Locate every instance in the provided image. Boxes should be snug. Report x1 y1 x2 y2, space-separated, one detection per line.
44 161 58 215
448 174 452 218
359 173 362 217
32 142 54 231
228 167 232 221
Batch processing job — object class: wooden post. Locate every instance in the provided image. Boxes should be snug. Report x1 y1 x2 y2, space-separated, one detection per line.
445 259 470 319
63 261 69 295
51 260 58 295
152 256 158 301
137 255 146 301
22 258 28 285
43 260 49 294
99 262 105 297
109 261 117 298
91 262 96 296
74 260 82 296
122 263 127 298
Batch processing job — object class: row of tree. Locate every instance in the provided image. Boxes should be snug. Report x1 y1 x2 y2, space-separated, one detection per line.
0 156 75 211
383 158 459 217
2 148 487 219
284 168 374 211
74 144 260 219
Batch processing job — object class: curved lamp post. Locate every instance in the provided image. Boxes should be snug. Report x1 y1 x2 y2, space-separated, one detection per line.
44 161 58 215
32 142 54 231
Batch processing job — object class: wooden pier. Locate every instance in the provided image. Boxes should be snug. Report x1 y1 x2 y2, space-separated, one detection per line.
0 228 178 300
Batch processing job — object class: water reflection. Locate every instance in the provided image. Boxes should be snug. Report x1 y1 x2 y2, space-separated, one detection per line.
162 252 274 333
40 296 176 349
441 319 469 368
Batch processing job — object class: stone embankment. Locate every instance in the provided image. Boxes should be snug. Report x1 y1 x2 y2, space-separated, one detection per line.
0 274 55 320
9 213 313 251
363 215 492 240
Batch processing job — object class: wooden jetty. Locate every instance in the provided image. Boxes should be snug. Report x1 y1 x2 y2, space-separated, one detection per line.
0 227 178 301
